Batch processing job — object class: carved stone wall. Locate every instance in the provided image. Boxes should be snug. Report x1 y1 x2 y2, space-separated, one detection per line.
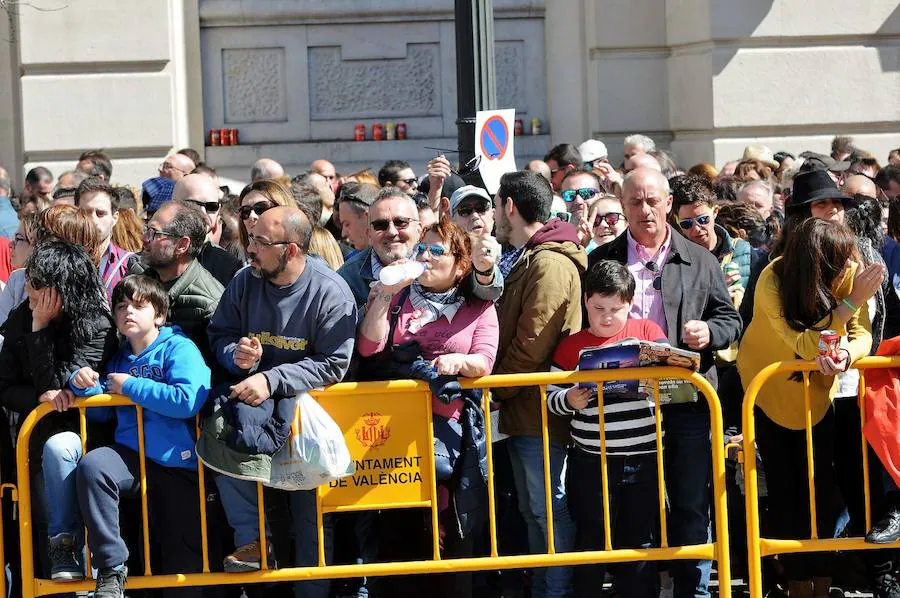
223 48 287 123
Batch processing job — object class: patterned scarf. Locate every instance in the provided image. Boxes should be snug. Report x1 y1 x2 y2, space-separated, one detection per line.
499 245 526 279
409 282 464 332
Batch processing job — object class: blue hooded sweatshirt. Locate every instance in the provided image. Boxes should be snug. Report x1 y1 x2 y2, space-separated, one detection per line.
72 325 211 469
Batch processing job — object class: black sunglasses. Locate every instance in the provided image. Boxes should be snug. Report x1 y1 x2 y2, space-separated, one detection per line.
370 217 418 232
594 212 624 227
644 261 663 291
239 201 274 220
456 201 490 217
184 199 221 214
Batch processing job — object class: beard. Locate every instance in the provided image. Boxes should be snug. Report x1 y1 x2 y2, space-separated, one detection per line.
251 249 289 281
142 245 175 269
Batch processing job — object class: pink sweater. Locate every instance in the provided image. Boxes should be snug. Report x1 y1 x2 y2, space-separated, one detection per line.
358 295 499 418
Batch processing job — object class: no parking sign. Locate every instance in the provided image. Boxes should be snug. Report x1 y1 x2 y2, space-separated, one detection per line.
475 109 517 193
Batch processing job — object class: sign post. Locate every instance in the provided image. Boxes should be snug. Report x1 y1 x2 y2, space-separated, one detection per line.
475 108 517 194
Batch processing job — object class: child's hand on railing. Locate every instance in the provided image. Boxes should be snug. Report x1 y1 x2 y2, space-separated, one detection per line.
71 366 100 390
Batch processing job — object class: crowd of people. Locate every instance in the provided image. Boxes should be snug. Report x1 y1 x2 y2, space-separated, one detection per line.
0 134 898 598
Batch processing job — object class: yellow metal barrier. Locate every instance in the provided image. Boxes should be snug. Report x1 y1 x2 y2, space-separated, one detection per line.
13 367 731 597
742 356 900 598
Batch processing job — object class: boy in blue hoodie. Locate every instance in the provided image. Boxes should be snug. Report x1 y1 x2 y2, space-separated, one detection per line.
56 275 211 597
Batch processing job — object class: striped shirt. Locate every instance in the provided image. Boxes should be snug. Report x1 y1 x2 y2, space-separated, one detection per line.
547 320 667 456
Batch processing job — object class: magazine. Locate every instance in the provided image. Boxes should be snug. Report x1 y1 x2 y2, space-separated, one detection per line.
576 339 702 404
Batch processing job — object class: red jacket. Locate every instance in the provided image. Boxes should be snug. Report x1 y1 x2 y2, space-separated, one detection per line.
0 239 12 283
863 336 900 486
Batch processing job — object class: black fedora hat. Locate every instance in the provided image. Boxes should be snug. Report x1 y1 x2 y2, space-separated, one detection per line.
787 169 853 211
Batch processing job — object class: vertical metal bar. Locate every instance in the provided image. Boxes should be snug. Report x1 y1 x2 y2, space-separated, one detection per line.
257 483 268 570
80 407 92 576
705 377 732 598
653 380 668 548
135 406 153 575
596 386 613 551
539 386 556 554
0 487 7 598
425 390 441 560
483 389 499 557
195 417 210 573
803 372 818 539
16 414 36 598
316 486 326 567
744 390 764 598
859 370 872 531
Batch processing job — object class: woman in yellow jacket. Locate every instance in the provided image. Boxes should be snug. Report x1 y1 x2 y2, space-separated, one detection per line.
738 218 884 598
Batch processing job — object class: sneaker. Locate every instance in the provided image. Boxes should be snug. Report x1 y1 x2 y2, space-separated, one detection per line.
94 565 127 598
224 540 276 572
867 509 900 544
48 533 84 581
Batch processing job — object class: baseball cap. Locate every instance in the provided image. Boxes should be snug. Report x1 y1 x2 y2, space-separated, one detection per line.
141 176 175 213
798 151 851 173
578 139 608 163
449 185 492 216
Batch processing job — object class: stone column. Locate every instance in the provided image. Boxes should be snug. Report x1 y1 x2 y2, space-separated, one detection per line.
0 5 22 187
16 0 201 186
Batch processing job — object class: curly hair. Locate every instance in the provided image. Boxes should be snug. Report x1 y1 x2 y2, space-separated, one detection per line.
25 241 110 346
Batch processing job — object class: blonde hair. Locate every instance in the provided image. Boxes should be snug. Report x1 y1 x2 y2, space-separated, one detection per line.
309 226 344 271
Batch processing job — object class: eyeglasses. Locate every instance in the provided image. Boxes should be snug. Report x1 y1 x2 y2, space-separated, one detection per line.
370 217 418 232
456 202 490 217
399 178 419 188
644 260 663 291
239 201 274 220
183 199 221 214
415 243 448 257
159 162 188 175
142 226 178 242
248 234 292 247
594 212 624 228
678 214 712 230
561 188 600 203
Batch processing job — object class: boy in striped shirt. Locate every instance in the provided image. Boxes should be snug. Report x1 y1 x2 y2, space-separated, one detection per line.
548 259 665 598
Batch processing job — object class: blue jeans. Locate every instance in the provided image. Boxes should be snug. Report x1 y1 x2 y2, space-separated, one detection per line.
214 475 333 598
662 406 711 598
42 431 83 537
507 435 575 598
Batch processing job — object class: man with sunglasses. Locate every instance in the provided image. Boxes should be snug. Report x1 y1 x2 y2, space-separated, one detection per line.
590 168 741 598
559 169 603 247
171 174 242 287
338 187 503 310
203 206 356 596
378 159 419 196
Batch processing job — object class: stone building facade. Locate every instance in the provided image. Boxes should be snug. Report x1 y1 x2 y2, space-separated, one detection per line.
0 0 898 188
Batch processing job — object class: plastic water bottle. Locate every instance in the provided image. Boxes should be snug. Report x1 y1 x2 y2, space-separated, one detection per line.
379 261 425 286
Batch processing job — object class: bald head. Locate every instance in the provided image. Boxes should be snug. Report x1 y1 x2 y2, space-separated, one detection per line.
626 152 662 173
251 158 284 182
623 167 670 196
174 173 219 204
258 206 312 253
842 174 878 198
160 153 196 181
526 160 552 183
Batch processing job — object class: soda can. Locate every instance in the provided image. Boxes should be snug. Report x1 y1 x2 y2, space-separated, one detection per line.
514 119 523 136
372 123 385 141
220 128 231 146
818 330 840 359
354 123 366 141
229 128 239 145
385 121 395 140
396 122 407 140
209 129 220 146
530 117 541 135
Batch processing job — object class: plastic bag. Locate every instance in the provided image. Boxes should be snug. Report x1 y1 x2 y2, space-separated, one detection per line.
267 393 355 491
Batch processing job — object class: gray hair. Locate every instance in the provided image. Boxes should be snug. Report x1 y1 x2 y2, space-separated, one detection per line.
624 134 656 152
165 201 209 259
369 187 418 222
737 180 774 203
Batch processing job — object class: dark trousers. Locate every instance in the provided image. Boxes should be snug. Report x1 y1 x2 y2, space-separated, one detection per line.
661 405 712 598
567 447 660 598
76 444 204 598
755 406 843 581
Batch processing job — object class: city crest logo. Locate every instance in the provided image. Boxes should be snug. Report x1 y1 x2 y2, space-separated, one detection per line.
355 412 391 448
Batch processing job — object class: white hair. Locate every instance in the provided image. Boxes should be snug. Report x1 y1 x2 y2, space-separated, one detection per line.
737 180 774 202
623 134 656 152
778 157 805 187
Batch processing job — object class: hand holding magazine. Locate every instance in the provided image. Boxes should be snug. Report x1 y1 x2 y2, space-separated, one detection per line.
576 338 701 404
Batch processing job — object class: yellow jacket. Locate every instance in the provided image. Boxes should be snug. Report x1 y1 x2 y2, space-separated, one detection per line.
737 259 872 430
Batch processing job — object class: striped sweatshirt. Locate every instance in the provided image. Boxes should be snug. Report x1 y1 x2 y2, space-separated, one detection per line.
547 320 667 456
